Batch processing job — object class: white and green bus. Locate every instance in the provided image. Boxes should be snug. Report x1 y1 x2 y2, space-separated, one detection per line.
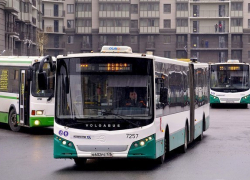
0 56 55 131
38 46 209 165
210 60 250 108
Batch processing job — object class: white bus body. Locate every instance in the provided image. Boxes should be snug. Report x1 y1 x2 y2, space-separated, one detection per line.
38 47 209 165
0 56 55 131
210 61 250 107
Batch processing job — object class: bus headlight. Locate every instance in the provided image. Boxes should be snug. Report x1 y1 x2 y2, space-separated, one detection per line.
62 141 67 145
140 141 145 146
34 120 40 126
36 110 44 115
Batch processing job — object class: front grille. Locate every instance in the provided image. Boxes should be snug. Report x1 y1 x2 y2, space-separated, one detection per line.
77 145 128 152
220 98 240 101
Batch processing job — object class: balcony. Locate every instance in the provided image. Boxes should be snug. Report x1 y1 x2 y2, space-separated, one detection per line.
5 0 19 13
76 0 91 2
191 26 229 34
190 10 229 18
139 0 159 2
176 27 189 33
44 25 64 34
231 11 243 17
231 26 243 33
81 43 92 50
43 9 65 18
191 41 228 50
190 0 230 3
99 11 129 18
5 22 19 35
99 0 129 1
140 11 159 18
76 11 92 18
22 13 32 23
76 27 92 34
46 42 65 50
99 27 129 34
139 27 159 34
146 42 155 50
231 42 243 49
177 11 188 18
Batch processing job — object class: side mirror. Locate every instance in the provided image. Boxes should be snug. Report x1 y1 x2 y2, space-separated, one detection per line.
160 87 168 104
27 69 32 81
38 71 48 90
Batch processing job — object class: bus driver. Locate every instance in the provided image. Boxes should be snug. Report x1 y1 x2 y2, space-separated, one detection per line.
125 90 146 107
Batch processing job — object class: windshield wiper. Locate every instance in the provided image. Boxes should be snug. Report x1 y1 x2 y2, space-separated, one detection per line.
65 120 94 128
102 111 140 128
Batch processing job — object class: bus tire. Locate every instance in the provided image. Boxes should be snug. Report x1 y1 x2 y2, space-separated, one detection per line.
180 125 188 153
74 158 87 166
156 128 169 164
8 109 21 132
197 123 204 141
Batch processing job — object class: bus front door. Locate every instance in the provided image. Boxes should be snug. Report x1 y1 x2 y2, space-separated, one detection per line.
19 70 30 126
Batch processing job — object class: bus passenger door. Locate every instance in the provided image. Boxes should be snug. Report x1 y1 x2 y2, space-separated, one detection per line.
19 70 30 126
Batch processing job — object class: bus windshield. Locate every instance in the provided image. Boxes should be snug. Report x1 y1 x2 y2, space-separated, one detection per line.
32 62 54 97
56 57 153 122
210 64 249 92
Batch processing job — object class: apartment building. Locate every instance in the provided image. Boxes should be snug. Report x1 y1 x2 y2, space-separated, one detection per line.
45 0 249 63
0 0 42 56
1 0 250 63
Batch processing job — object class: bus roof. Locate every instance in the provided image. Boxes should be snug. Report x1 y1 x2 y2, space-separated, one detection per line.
57 53 202 67
0 56 56 66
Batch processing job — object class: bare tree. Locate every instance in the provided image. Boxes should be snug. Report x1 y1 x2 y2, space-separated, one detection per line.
36 30 48 56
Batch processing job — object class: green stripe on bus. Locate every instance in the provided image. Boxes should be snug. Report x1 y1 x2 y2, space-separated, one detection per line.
0 112 8 123
29 117 54 127
0 95 18 99
0 61 32 64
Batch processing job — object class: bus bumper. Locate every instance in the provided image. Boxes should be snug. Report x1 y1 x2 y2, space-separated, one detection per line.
29 117 54 127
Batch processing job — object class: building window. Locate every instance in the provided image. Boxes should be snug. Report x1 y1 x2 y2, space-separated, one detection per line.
164 35 171 44
231 3 242 11
164 51 171 58
176 51 187 58
77 20 92 27
116 36 122 42
177 19 188 27
67 4 74 13
177 3 188 11
131 20 138 28
231 19 242 26
248 35 250 43
131 4 138 14
248 51 250 58
131 36 138 44
164 20 171 28
232 50 242 61
164 4 171 13
77 4 91 12
248 19 250 28
67 36 74 44
67 20 74 28
248 3 250 12
140 3 159 11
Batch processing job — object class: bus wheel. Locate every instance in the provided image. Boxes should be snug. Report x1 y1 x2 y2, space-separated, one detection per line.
74 158 87 166
156 135 168 164
197 125 203 141
8 109 21 132
180 125 188 153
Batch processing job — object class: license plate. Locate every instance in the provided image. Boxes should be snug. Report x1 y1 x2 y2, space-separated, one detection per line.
91 152 113 157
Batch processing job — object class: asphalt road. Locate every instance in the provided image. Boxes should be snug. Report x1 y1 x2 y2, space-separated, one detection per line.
0 105 250 180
